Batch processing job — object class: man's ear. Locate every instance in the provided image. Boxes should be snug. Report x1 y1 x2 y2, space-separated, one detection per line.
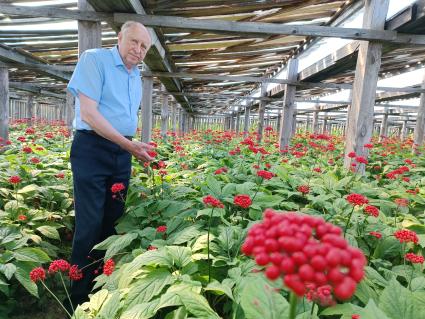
117 31 122 43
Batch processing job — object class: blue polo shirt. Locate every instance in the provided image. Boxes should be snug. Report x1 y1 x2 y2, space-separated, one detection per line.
67 46 142 136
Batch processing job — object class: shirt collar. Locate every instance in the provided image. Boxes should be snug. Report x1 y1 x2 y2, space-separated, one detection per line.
112 46 140 76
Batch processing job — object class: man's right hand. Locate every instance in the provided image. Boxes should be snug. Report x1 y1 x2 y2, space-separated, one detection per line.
128 141 154 162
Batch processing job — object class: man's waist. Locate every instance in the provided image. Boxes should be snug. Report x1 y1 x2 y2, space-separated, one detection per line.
76 130 133 140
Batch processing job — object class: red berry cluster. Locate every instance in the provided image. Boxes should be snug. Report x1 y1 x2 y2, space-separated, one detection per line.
234 194 252 209
346 193 369 206
241 209 366 302
394 198 409 207
363 205 379 217
394 229 418 244
297 185 310 195
203 195 224 208
214 167 228 175
156 225 167 233
30 260 83 283
111 183 125 193
103 259 115 276
257 170 275 180
48 259 70 274
355 156 368 164
405 253 424 264
8 175 22 185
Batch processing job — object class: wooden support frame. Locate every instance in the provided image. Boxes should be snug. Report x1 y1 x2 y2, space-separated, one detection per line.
344 0 389 172
0 66 9 145
141 76 153 143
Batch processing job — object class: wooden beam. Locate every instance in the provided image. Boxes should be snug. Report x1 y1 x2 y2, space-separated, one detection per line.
0 66 8 145
279 58 298 151
141 76 153 143
0 45 71 81
114 13 425 45
145 71 425 93
9 81 65 99
344 0 389 172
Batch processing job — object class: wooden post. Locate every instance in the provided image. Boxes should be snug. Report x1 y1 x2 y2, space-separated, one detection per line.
141 76 153 143
243 104 250 136
413 71 425 149
78 0 102 56
257 83 267 142
344 0 389 172
291 113 297 136
401 120 408 140
379 111 389 141
313 104 319 133
322 115 328 134
0 67 9 145
26 95 34 124
160 86 168 140
279 58 298 151
306 113 311 132
235 106 240 134
171 101 177 134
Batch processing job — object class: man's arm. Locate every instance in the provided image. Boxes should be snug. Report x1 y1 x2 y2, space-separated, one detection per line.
79 92 153 161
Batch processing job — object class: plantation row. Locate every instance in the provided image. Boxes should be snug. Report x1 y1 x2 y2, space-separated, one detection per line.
1 121 425 319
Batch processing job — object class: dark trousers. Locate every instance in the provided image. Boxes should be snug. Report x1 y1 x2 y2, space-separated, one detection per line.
69 130 131 305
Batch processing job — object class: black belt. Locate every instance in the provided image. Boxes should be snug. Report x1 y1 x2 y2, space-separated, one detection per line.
77 130 133 140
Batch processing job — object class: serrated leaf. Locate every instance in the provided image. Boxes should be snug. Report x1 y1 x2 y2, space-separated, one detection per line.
121 300 159 319
89 289 109 312
17 184 39 194
176 290 220 319
125 269 173 308
36 225 59 240
240 276 289 319
100 233 138 259
0 263 16 280
379 278 417 319
205 280 234 300
96 291 121 319
14 262 39 297
167 225 201 245
13 247 50 263
166 246 192 268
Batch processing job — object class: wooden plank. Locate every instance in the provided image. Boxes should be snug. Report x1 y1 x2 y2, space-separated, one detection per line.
279 58 298 151
257 83 267 142
141 76 153 142
413 70 425 149
115 13 425 45
144 71 425 93
0 67 9 145
0 45 71 81
344 0 389 172
160 86 169 140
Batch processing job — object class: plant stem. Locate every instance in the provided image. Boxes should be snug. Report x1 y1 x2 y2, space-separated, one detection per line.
207 208 214 283
59 272 74 315
41 281 72 318
289 292 298 319
344 206 355 238
310 302 315 318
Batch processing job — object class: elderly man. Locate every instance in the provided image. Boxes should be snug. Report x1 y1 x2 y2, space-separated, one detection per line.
66 21 153 311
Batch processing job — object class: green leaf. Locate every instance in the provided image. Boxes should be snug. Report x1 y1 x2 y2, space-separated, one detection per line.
36 225 59 240
0 263 16 280
320 303 363 317
373 236 401 259
96 291 121 319
411 277 425 292
166 246 192 268
176 290 220 319
121 300 159 319
93 232 138 259
17 184 39 194
130 249 172 269
379 278 417 319
205 280 234 300
125 269 173 308
14 262 39 297
240 276 289 319
167 225 201 245
89 289 109 312
13 247 50 263
205 176 222 197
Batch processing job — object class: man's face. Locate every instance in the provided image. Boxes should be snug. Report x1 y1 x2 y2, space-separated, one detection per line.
118 24 151 69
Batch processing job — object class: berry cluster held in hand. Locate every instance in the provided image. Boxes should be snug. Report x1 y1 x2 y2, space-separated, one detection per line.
241 209 366 304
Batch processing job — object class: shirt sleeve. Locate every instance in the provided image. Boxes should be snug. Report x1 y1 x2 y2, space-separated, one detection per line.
67 51 103 103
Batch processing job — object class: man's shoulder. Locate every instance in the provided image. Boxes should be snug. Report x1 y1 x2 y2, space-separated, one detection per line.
83 48 111 59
